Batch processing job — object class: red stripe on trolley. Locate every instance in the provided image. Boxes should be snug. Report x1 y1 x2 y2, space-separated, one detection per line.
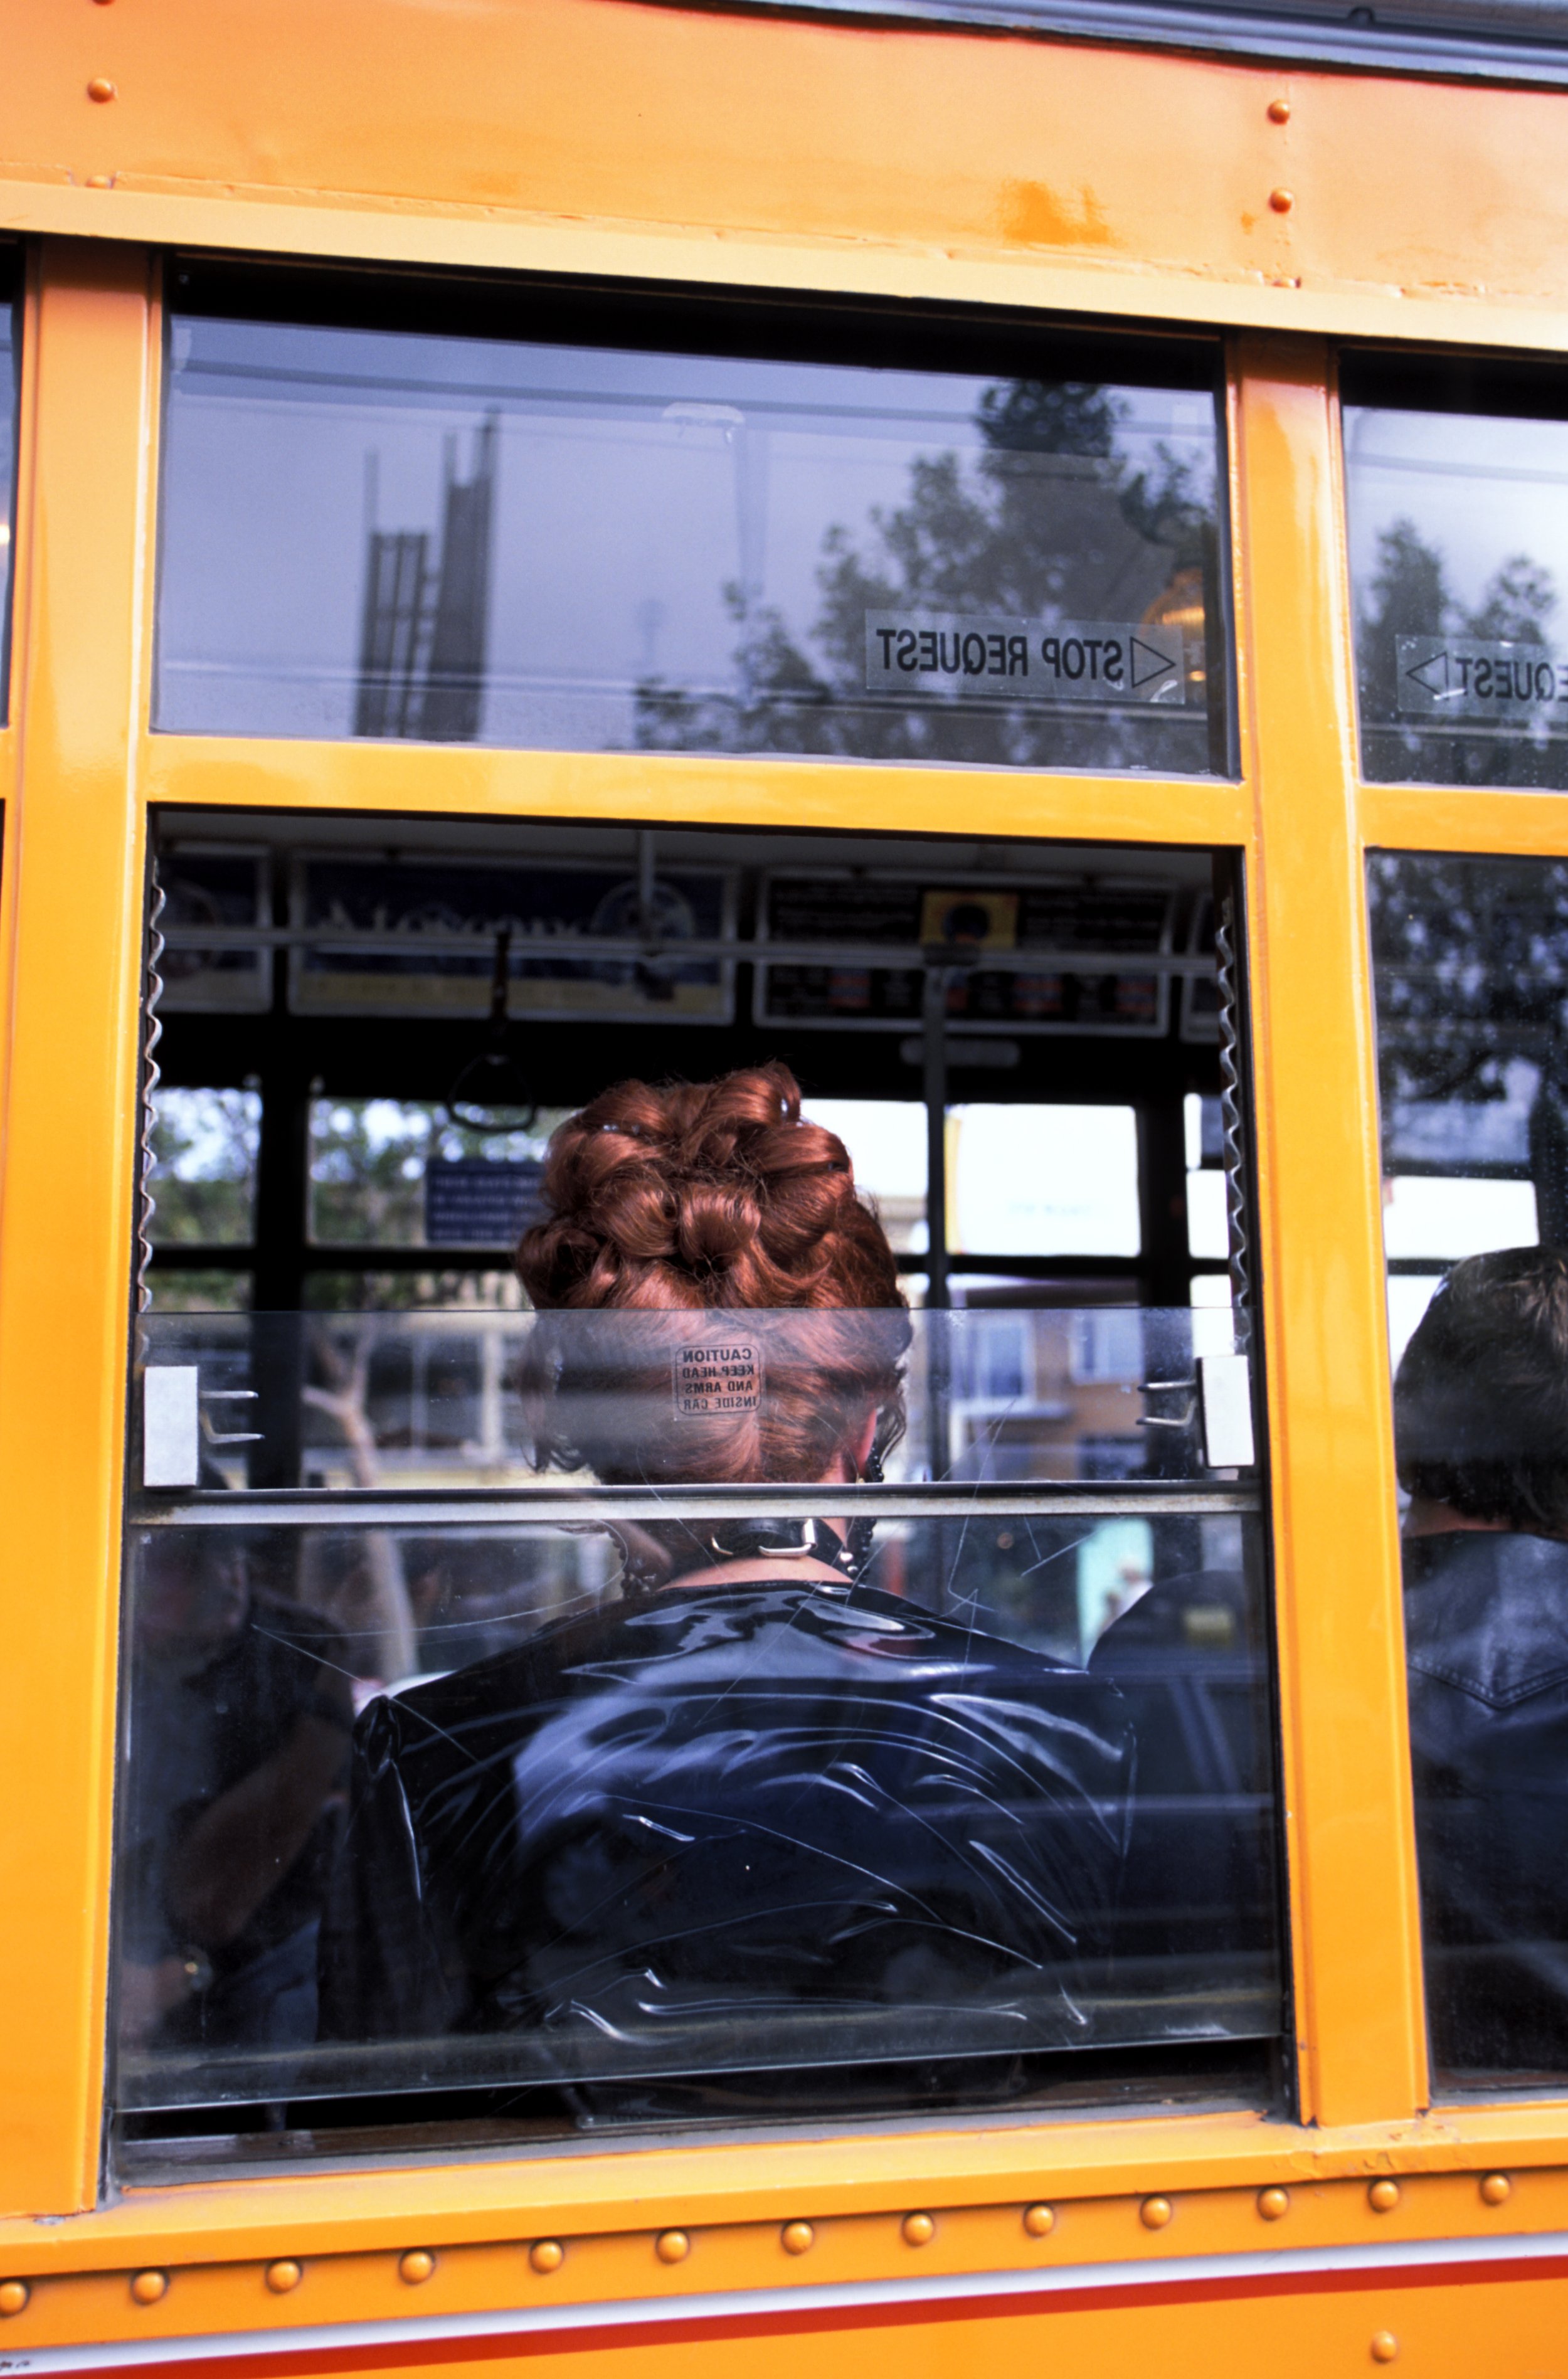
63 2247 1568 2379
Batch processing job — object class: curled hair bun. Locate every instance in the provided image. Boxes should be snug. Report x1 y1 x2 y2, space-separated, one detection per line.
517 1062 904 1313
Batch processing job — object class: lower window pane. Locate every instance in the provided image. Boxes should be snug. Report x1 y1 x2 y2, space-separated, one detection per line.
116 1502 1276 2127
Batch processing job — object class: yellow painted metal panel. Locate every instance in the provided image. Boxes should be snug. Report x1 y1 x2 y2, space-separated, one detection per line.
1362 783 1568 854
0 238 154 2214
1234 336 1424 2126
8 0 1568 350
140 739 1254 849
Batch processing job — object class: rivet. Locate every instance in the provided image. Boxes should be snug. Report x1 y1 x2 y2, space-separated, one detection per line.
781 2222 814 2255
655 2231 690 2265
901 2212 935 2247
398 2251 435 2286
1480 2173 1511 2206
1140 2196 1173 2230
0 2283 28 2318
1023 2203 1056 2237
86 77 117 102
1258 2186 1290 2221
1370 2333 1399 2364
528 2241 564 2274
265 2262 301 2294
130 2272 168 2306
1368 2180 1401 2213
85 173 113 188
1269 187 1295 213
1268 97 1292 120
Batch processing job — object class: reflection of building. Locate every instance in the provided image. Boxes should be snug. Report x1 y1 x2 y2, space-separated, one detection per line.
354 418 497 742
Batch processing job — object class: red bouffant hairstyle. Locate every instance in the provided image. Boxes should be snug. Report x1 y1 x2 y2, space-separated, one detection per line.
516 1064 909 1490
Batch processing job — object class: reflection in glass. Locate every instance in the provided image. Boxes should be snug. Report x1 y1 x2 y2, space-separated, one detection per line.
114 1498 1274 2121
156 314 1226 771
137 1305 1252 1495
1371 850 1568 2080
1346 384 1568 789
117 1302 1276 2130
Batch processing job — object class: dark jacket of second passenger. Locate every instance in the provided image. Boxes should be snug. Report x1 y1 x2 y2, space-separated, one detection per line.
317 1579 1133 2064
1404 1527 1568 2075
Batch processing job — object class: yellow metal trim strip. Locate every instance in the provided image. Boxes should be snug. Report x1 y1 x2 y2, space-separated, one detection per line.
1236 333 1426 2126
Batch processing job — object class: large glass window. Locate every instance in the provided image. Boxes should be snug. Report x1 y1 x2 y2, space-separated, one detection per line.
116 815 1278 2169
1370 850 1568 2086
154 267 1231 773
1347 356 1568 791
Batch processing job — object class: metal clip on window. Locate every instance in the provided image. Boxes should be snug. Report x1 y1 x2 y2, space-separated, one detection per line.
142 1372 261 1488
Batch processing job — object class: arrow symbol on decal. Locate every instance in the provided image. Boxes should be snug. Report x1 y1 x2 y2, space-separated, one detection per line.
1404 648 1451 695
1130 635 1177 690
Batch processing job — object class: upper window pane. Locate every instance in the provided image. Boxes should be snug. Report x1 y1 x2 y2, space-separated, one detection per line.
155 289 1229 772
1346 358 1568 790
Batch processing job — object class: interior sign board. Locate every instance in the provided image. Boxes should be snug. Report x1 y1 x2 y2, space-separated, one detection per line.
756 871 1175 1039
424 1158 548 1247
291 856 736 1023
865 613 1185 706
1397 636 1568 722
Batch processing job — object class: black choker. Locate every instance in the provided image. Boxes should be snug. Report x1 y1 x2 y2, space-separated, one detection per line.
699 1516 859 1581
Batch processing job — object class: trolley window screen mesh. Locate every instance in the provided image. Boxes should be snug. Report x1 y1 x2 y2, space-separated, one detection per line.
114 817 1281 2161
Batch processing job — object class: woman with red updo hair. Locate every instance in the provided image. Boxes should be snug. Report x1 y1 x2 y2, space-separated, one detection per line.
320 1068 1132 2114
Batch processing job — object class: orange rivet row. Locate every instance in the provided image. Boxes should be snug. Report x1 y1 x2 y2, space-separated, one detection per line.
655 2232 690 2265
1022 2203 1056 2237
901 2213 935 2247
529 2242 564 2275
130 2272 168 2306
1480 2173 1512 2206
1368 2180 1401 2214
0 2283 28 2318
1258 2187 1290 2221
398 2251 435 2286
1140 2196 1173 2230
781 2222 814 2255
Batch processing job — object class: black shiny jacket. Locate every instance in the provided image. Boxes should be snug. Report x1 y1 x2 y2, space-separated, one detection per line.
1404 1528 1568 2076
317 1579 1133 2082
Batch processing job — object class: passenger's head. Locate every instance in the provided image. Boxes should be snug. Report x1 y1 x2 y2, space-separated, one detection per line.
516 1062 910 1489
1395 1246 1568 1536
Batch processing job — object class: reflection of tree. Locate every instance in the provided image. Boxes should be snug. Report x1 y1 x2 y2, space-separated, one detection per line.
1369 852 1568 1238
1358 517 1563 788
635 379 1217 768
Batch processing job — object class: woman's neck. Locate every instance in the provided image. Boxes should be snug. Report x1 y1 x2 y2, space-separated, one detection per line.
659 1552 852 1591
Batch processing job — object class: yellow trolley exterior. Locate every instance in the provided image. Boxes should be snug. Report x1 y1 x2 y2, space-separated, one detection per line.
4 0 1568 2370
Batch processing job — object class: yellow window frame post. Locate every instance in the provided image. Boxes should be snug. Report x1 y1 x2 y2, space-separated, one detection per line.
0 238 156 2213
1236 331 1426 2128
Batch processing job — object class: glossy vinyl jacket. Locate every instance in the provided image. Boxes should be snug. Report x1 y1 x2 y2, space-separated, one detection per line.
318 1579 1134 2089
